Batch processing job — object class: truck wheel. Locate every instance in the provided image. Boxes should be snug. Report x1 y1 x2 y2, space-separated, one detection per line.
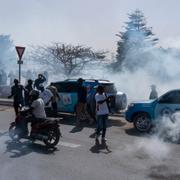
133 112 151 132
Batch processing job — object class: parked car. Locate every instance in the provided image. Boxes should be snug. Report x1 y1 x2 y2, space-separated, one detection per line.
52 79 127 117
125 89 180 132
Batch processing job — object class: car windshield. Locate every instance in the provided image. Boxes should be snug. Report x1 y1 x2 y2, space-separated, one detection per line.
101 83 117 93
53 82 78 93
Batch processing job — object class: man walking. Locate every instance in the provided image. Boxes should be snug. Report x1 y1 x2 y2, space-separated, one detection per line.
8 79 24 115
95 85 109 142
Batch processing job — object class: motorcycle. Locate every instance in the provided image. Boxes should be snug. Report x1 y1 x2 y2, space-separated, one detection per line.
9 107 61 148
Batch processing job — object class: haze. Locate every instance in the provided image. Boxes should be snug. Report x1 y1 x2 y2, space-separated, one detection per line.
0 0 180 52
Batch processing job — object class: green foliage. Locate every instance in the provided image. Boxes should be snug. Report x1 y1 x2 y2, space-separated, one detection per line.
114 10 158 71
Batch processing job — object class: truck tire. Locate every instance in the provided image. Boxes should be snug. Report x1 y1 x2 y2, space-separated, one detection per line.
133 112 151 132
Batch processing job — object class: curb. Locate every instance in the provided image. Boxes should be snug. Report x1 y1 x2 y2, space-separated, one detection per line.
0 99 13 106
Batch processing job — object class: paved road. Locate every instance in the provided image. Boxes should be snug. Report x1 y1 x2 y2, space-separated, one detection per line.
0 106 179 180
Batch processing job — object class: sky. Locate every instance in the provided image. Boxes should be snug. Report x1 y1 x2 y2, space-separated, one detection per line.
0 0 180 53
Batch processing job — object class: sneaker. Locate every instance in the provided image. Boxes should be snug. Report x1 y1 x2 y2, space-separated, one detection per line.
95 134 100 140
101 137 107 142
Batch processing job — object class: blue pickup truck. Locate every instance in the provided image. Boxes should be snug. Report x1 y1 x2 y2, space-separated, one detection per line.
125 89 180 132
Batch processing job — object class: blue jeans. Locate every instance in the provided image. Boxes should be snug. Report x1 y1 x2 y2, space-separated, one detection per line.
96 114 108 138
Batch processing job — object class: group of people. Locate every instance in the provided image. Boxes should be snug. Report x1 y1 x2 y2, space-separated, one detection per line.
8 76 110 142
8 73 59 117
76 78 110 141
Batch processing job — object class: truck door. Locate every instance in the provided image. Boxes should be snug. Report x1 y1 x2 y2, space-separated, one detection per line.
154 90 180 119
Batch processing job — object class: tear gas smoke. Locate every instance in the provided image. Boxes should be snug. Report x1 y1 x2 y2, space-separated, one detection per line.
155 112 180 143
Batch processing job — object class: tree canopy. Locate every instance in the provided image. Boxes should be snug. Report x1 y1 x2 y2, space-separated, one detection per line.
114 10 158 71
28 43 107 77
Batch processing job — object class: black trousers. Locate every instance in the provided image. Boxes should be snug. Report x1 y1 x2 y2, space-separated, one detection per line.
52 102 58 116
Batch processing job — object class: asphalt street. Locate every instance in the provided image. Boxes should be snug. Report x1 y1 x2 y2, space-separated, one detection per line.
0 106 180 180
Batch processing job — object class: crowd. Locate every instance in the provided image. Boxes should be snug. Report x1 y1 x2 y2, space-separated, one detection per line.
8 76 111 142
8 73 59 116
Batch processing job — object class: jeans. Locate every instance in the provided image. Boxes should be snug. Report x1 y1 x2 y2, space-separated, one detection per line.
96 114 108 138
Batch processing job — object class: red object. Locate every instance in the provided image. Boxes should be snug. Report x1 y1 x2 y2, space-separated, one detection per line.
15 46 25 60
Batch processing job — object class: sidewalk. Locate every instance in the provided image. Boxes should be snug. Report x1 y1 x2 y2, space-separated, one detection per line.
0 98 13 106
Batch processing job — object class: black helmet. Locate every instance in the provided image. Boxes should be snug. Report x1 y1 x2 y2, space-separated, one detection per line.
30 90 39 100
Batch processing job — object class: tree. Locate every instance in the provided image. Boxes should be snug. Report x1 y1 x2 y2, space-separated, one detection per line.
0 35 16 70
29 43 106 77
114 10 158 71
0 35 16 85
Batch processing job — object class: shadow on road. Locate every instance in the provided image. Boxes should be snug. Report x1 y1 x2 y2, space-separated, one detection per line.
5 140 58 158
90 139 112 154
125 128 147 137
108 119 126 127
70 125 84 133
59 113 126 127
89 131 96 138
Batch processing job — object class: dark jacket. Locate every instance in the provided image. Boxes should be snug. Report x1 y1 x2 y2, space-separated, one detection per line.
77 85 87 103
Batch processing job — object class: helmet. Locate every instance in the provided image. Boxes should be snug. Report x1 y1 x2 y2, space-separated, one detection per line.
30 90 39 100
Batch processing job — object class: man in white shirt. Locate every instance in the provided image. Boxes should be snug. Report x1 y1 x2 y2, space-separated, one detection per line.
95 85 109 141
30 90 46 119
25 90 46 138
31 97 46 119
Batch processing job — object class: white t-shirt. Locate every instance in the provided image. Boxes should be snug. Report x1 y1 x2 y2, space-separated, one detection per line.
40 89 53 107
31 98 46 118
95 93 109 115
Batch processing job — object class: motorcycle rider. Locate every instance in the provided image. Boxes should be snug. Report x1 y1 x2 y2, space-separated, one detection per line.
23 90 47 137
29 90 46 120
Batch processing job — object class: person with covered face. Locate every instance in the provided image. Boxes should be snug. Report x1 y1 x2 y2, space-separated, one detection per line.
8 79 24 115
34 74 46 90
149 85 158 99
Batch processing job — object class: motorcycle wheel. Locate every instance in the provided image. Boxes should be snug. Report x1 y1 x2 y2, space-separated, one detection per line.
9 123 19 140
43 128 60 148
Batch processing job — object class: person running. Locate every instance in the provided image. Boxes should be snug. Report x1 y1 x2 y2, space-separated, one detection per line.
95 85 109 142
24 79 33 106
8 79 24 116
34 74 46 90
47 82 60 116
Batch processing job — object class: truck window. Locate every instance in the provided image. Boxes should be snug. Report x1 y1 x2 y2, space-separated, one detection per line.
53 82 78 93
